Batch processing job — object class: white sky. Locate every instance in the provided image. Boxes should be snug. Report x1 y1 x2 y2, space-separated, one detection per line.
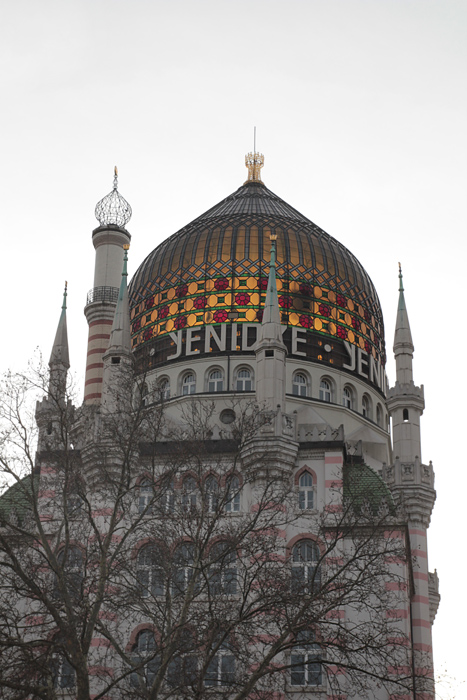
1 1 466 695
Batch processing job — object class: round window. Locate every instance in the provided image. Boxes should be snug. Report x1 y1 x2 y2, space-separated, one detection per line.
220 409 236 424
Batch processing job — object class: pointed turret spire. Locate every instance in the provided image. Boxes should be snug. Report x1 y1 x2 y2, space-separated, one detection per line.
107 245 131 355
259 233 283 342
48 282 70 400
393 264 414 384
49 282 70 370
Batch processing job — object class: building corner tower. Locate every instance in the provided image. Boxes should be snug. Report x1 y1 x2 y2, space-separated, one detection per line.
83 168 131 404
386 265 438 697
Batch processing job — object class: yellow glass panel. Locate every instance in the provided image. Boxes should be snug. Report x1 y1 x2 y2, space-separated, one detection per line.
187 314 197 326
289 313 299 325
188 282 198 294
167 319 174 332
195 229 209 265
250 292 259 305
327 290 336 303
246 309 256 321
221 227 232 261
348 330 355 344
328 322 336 335
208 294 218 306
247 276 257 289
167 288 175 300
361 323 367 335
345 313 351 325
169 302 178 315
186 300 193 311
314 318 322 331
314 286 322 299
249 226 259 260
236 227 246 262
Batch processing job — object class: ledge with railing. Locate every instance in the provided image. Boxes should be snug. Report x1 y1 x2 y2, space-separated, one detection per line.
86 286 119 306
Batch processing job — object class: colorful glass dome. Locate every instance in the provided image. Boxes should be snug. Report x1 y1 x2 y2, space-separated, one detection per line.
129 174 385 366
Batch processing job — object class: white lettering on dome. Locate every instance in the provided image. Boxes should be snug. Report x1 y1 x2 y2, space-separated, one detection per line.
205 324 226 353
186 327 201 355
292 327 307 356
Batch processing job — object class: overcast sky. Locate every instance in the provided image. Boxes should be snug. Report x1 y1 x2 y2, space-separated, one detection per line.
1 1 466 695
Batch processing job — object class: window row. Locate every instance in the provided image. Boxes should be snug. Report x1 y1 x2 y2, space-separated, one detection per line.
292 373 385 425
137 470 316 515
47 628 323 691
130 627 322 689
138 474 241 514
136 538 321 598
139 367 255 404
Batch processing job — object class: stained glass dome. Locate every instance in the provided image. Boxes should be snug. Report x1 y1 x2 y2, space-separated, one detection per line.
129 174 385 367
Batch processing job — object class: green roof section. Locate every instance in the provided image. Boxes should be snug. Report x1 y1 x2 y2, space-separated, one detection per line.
344 462 395 516
0 474 38 523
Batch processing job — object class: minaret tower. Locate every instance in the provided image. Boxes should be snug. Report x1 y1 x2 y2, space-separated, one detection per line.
84 168 132 404
386 265 436 697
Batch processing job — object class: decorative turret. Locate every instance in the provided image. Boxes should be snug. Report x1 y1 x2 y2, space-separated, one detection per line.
244 150 264 184
101 245 134 411
244 229 298 476
36 284 72 450
386 265 436 699
84 168 132 404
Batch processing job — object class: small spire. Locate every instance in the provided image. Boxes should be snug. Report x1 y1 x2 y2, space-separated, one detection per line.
244 151 264 184
398 262 404 292
107 245 131 354
49 282 70 370
258 233 285 346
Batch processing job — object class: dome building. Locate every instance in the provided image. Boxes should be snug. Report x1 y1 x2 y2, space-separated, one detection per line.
0 154 439 699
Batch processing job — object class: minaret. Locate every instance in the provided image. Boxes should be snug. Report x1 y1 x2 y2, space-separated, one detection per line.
386 265 436 698
254 231 287 411
242 217 298 477
84 168 132 404
101 245 134 411
36 283 71 450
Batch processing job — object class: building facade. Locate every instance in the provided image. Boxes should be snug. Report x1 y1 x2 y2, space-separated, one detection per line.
0 155 439 699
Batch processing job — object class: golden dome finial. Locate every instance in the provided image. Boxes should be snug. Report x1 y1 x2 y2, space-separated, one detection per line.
244 151 264 183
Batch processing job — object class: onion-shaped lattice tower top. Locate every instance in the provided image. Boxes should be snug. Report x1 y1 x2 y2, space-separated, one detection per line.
95 167 132 228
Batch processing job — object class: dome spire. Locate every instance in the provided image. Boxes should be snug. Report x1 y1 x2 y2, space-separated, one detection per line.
95 166 132 228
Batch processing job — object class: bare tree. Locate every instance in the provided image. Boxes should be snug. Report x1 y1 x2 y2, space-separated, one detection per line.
0 363 431 700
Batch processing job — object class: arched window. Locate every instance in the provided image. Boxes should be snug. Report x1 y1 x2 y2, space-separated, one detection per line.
131 630 160 688
299 472 314 510
403 408 409 422
173 543 195 595
291 630 322 687
291 540 321 593
362 395 371 419
208 369 224 392
50 649 75 689
225 475 240 513
205 637 236 687
157 378 170 401
209 541 237 595
182 373 196 395
55 546 83 600
376 404 383 427
342 386 353 409
138 478 154 514
161 478 175 513
167 629 198 688
205 476 218 513
137 546 164 597
182 476 197 511
236 368 252 392
293 372 308 397
319 379 331 403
